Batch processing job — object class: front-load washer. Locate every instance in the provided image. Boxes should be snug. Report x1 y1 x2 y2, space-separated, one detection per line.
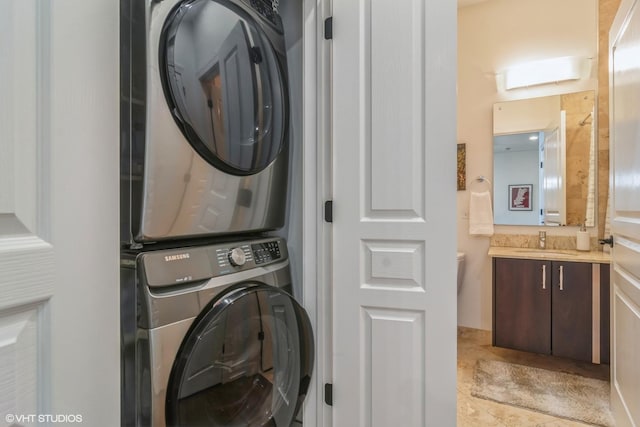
120 0 291 246
121 236 314 426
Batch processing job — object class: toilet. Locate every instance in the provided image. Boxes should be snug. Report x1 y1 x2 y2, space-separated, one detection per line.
457 252 466 293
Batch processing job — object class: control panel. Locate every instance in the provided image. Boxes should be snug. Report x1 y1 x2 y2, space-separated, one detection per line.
142 238 287 287
251 241 282 264
215 245 253 270
213 238 284 274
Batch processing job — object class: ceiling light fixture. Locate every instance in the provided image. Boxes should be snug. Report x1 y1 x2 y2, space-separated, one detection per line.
503 56 585 90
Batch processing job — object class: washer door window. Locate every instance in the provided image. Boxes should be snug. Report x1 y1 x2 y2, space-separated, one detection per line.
161 0 288 175
166 285 314 427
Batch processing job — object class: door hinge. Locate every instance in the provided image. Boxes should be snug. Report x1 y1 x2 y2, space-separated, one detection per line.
324 383 333 406
324 200 333 223
324 17 333 40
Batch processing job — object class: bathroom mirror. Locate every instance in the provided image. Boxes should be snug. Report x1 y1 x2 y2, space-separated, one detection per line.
492 90 596 227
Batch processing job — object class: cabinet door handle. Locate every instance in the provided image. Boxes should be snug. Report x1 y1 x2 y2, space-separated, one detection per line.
559 265 564 291
542 264 546 289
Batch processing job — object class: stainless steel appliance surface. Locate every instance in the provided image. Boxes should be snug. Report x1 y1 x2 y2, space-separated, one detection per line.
121 0 290 246
121 236 314 427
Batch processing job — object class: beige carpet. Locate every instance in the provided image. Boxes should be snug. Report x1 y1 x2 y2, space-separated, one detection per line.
471 359 614 427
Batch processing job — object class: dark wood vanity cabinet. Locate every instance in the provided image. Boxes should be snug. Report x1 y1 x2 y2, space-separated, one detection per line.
493 257 607 363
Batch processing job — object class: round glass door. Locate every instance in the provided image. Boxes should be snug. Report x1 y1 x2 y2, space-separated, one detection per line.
166 284 314 427
160 0 288 175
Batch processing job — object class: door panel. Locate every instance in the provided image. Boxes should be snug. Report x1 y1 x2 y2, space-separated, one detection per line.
494 258 551 354
332 0 457 424
0 0 54 419
0 308 39 418
551 261 592 361
612 275 640 422
610 0 640 424
364 308 424 427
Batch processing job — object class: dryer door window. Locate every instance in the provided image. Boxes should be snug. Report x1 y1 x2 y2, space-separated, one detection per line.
161 0 288 176
166 284 314 427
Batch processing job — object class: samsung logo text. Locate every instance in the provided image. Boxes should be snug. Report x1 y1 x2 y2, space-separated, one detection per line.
164 253 190 262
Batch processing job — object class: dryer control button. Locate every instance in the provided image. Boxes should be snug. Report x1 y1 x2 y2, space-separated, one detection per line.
228 247 247 267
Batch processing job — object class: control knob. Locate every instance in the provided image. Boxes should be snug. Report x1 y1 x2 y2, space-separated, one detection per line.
228 247 247 267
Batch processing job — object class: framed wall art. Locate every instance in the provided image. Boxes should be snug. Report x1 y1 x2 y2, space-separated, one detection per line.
508 184 532 211
457 143 466 191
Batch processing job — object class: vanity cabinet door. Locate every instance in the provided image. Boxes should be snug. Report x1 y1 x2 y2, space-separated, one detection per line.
493 258 551 355
551 261 592 362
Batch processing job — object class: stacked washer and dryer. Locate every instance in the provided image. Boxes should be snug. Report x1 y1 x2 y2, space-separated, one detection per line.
120 1 313 425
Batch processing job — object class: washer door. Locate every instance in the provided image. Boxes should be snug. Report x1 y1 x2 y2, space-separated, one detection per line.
166 284 314 427
160 0 288 176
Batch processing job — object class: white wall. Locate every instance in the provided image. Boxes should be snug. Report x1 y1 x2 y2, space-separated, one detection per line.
457 0 597 329
49 1 120 423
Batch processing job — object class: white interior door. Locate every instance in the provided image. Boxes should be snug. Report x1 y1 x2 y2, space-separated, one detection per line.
543 111 567 226
331 0 457 425
609 0 640 425
0 0 54 422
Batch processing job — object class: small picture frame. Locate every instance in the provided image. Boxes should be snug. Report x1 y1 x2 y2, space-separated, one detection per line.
457 143 466 191
508 184 532 211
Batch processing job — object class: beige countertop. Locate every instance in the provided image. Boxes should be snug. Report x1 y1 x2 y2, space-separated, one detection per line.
488 246 611 264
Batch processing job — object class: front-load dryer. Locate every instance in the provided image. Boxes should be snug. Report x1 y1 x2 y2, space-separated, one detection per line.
121 236 314 426
121 0 290 246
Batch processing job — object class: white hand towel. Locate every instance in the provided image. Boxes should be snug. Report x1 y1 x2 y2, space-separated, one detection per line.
469 191 494 236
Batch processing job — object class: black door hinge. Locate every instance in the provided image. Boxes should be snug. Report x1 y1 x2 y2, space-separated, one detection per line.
324 200 333 223
324 17 333 40
324 383 333 406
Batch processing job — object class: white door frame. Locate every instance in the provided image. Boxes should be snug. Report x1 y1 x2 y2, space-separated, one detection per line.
302 0 333 425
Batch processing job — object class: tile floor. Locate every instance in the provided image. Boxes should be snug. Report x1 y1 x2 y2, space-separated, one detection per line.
457 327 611 427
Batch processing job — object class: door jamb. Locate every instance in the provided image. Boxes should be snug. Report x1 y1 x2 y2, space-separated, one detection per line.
302 0 332 425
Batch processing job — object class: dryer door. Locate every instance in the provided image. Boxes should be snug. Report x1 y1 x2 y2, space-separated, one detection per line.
166 284 313 427
160 0 289 176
